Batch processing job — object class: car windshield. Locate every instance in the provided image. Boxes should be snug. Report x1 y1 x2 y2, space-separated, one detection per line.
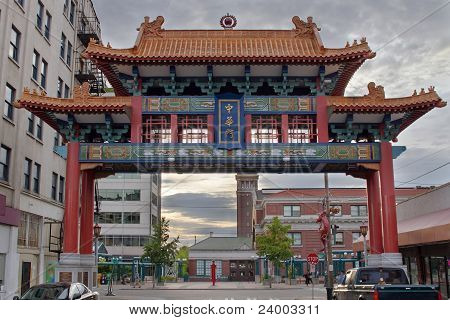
21 286 69 300
358 269 408 285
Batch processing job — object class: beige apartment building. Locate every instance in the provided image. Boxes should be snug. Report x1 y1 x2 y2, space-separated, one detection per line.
0 0 103 299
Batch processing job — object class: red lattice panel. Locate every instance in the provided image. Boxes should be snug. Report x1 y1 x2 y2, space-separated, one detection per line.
251 115 282 143
142 115 172 143
288 115 317 143
178 115 208 143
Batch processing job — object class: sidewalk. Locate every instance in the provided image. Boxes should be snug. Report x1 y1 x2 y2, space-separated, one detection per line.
108 281 324 290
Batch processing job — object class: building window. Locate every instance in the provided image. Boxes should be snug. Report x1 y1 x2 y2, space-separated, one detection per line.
251 115 282 143
32 50 40 81
333 232 344 245
69 1 75 24
124 189 140 201
33 162 41 193
352 232 361 242
283 205 300 217
18 213 41 248
4 83 15 120
63 0 69 16
196 260 222 277
51 172 58 200
18 213 27 246
178 115 208 143
60 33 66 59
142 115 171 143
40 59 48 88
27 112 35 134
151 215 158 229
36 119 43 140
288 115 317 143
98 189 123 201
0 254 5 286
23 158 32 190
288 232 302 246
28 214 40 248
351 205 367 217
66 41 72 66
140 236 149 246
44 11 51 39
331 205 342 216
98 212 122 224
57 78 63 98
64 84 70 98
36 1 44 30
151 192 158 207
58 176 65 203
123 212 140 224
0 145 11 182
9 25 21 62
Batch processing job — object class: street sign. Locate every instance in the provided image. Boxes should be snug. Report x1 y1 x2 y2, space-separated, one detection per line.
307 253 319 265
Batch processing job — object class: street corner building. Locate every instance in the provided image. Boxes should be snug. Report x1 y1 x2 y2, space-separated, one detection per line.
5 10 447 299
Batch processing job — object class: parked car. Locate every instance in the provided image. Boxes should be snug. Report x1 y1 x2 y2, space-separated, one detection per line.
333 267 442 300
14 283 99 300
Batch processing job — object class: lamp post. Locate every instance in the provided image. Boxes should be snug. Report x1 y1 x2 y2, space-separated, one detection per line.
360 224 368 266
93 223 101 267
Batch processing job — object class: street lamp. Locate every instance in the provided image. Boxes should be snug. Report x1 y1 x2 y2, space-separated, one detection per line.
360 224 368 266
93 223 101 266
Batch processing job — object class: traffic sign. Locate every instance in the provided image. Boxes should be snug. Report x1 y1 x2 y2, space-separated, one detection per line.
307 253 319 265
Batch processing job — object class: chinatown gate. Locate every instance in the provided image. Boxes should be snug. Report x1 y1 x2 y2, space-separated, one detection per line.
15 15 446 288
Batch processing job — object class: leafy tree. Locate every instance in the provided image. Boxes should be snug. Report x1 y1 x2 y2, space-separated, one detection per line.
176 245 189 261
142 217 180 282
256 217 293 281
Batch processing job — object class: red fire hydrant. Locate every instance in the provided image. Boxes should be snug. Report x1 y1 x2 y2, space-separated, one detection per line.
211 261 216 286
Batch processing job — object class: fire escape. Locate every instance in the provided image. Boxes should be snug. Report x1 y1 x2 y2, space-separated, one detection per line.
75 1 105 95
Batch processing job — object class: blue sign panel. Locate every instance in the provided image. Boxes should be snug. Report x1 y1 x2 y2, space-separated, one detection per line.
215 95 244 149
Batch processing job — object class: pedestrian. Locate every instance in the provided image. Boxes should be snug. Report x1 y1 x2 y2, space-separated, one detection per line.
337 271 346 285
304 272 311 286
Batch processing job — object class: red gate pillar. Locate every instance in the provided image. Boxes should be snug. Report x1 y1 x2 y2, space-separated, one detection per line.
316 96 329 143
379 141 399 253
79 170 95 254
63 142 81 253
366 171 384 254
281 114 289 143
131 96 142 143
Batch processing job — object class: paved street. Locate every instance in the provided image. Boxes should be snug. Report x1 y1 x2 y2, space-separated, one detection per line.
98 282 326 300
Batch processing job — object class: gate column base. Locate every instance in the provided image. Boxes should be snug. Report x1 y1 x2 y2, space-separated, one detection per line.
56 254 98 289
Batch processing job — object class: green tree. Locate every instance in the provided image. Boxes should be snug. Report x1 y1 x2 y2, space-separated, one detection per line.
142 217 180 282
176 245 189 261
256 217 293 283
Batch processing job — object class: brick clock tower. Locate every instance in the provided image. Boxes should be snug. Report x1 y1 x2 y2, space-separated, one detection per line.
236 174 259 239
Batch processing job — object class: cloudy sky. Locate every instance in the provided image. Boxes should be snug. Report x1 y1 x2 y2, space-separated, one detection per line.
94 0 450 244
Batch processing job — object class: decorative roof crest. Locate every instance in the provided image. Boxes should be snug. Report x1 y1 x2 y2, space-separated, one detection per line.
138 16 165 37
365 82 385 99
292 16 320 36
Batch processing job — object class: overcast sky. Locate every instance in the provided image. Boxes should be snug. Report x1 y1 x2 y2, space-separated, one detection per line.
93 0 450 244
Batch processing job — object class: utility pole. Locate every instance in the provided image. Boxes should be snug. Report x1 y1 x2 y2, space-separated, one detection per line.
324 173 334 300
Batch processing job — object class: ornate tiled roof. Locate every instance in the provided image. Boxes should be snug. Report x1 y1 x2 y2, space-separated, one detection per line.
15 83 132 113
327 83 447 112
84 16 374 65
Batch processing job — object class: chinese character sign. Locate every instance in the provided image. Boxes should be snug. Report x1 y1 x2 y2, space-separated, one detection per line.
216 97 243 149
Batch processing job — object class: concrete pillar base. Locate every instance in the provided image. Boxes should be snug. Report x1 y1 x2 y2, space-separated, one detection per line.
56 254 98 289
367 253 405 269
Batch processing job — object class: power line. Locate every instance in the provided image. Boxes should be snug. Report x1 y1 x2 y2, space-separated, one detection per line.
396 162 449 187
375 1 450 52
395 146 450 171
